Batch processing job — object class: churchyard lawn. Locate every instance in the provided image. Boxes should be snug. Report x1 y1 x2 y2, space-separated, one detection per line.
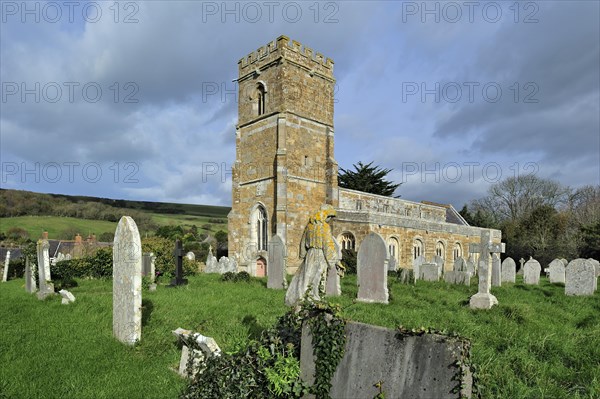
0 274 598 398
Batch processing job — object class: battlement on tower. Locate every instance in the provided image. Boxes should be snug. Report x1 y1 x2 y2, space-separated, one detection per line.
238 35 334 78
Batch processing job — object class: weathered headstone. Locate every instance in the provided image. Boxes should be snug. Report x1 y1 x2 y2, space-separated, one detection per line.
217 256 237 273
2 250 10 282
588 258 600 278
204 246 218 273
267 234 286 289
548 259 566 284
419 263 439 282
453 257 467 272
523 257 541 285
412 255 425 281
387 256 397 272
142 252 156 281
186 251 195 261
36 239 54 300
25 257 37 293
501 257 516 283
565 259 596 296
172 328 221 378
326 238 342 296
444 270 471 286
517 258 525 275
466 256 476 276
469 230 505 310
300 322 472 399
491 253 501 287
432 255 444 277
113 216 142 345
357 232 389 304
59 289 75 305
170 239 188 286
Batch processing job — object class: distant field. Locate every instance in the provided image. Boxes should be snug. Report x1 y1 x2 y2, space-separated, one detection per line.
150 213 228 232
0 216 118 240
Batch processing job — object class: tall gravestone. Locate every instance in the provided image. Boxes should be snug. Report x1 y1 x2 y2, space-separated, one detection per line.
501 257 516 283
517 258 525 275
36 239 54 299
25 257 37 293
204 247 218 273
432 255 444 277
113 216 142 345
326 238 342 296
469 230 505 309
142 252 156 281
267 234 286 289
412 255 425 281
565 259 596 296
548 259 566 284
170 239 188 286
2 250 11 282
357 233 389 304
491 254 501 287
523 257 541 285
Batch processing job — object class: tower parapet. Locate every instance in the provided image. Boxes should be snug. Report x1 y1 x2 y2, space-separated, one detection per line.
238 35 334 80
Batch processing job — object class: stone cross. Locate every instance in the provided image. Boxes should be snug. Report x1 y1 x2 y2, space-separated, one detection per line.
36 239 54 299
170 239 188 286
468 230 505 309
2 250 11 282
113 216 142 345
25 257 37 293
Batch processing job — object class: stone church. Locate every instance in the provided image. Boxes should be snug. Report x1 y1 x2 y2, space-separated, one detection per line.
227 35 501 276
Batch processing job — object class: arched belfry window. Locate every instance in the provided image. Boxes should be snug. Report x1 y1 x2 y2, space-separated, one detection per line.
251 205 268 251
257 83 266 116
340 232 355 251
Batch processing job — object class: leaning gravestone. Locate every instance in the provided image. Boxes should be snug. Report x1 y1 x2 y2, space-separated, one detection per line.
523 257 541 285
501 257 516 283
25 257 37 293
2 250 10 282
300 322 472 399
357 232 389 304
326 238 342 296
419 263 439 282
172 327 221 378
491 254 501 287
113 216 142 345
37 239 54 300
565 259 596 296
412 255 426 281
59 289 76 305
548 259 566 284
267 234 286 289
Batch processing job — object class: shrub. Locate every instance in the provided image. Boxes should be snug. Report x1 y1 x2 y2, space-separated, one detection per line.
142 236 197 278
51 247 113 283
221 271 251 283
341 249 357 274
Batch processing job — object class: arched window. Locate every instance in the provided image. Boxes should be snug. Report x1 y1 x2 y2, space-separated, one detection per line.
251 205 268 251
413 239 424 260
453 243 462 260
435 241 445 258
340 232 355 251
388 237 400 263
256 83 266 116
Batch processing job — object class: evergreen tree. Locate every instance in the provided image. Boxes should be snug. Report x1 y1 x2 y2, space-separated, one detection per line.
338 161 401 197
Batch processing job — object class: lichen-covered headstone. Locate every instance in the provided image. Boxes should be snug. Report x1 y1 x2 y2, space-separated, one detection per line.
501 257 516 283
565 259 596 296
491 253 501 287
267 234 286 289
548 259 566 284
326 238 342 296
25 257 37 293
357 232 388 304
523 257 541 285
113 216 142 345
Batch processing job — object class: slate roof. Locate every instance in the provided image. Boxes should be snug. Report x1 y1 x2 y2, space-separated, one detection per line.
0 247 22 260
420 201 470 226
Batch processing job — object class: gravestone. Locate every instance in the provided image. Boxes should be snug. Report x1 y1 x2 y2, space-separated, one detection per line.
267 234 286 289
523 257 541 285
491 254 501 287
142 252 156 280
357 232 389 304
419 263 439 282
300 322 472 399
387 256 397 272
469 230 505 310
444 270 471 286
501 257 516 283
588 258 600 278
2 250 11 282
548 259 566 284
186 251 195 261
412 255 426 281
432 255 444 277
465 256 476 276
565 259 596 296
204 246 218 273
453 257 467 272
59 289 76 305
217 256 237 273
326 238 342 296
25 257 37 293
517 258 525 275
113 216 142 345
36 239 54 300
172 328 221 378
170 239 188 286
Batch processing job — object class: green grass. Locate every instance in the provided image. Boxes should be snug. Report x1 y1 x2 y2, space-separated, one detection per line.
150 213 228 232
1 274 598 399
0 216 118 240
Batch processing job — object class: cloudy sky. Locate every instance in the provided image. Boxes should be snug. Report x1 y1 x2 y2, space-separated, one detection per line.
1 1 598 209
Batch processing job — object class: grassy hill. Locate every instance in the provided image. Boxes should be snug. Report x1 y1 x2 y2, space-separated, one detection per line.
0 273 598 398
0 216 118 240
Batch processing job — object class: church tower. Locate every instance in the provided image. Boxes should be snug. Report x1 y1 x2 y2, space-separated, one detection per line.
228 35 337 275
